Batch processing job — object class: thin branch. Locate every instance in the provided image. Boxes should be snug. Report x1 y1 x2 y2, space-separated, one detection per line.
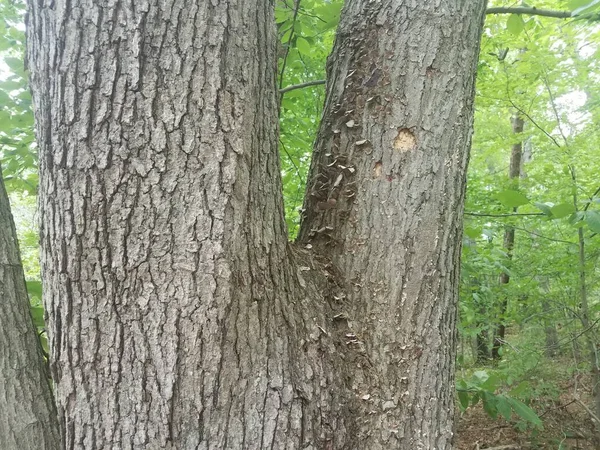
577 399 600 425
464 212 545 217
486 7 572 19
541 70 570 147
280 79 326 95
479 445 521 450
584 185 600 211
508 99 563 149
513 226 576 245
278 0 303 92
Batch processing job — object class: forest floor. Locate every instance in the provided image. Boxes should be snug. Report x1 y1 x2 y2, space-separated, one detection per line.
455 370 598 449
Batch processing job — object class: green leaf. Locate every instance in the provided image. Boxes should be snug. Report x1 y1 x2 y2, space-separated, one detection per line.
585 210 600 233
315 2 343 23
281 28 292 43
569 211 585 225
458 390 470 410
481 373 502 392
571 0 600 15
296 37 311 56
570 0 591 8
506 14 525 35
30 305 45 328
550 203 575 219
26 280 42 299
507 397 542 428
464 227 480 239
495 190 529 208
472 370 489 384
496 395 512 421
482 391 498 419
534 202 552 216
569 0 592 10
508 381 530 398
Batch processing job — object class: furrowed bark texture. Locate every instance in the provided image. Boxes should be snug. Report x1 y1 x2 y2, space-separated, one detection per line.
28 1 350 448
299 1 487 448
0 166 60 450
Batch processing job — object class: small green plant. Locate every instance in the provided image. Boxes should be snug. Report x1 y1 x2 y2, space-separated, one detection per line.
456 370 543 429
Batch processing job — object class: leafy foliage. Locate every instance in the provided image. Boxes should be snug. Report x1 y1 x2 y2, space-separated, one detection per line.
457 370 543 428
277 0 343 236
0 0 36 194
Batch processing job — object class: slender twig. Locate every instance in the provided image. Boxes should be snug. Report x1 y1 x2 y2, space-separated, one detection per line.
508 99 562 149
279 140 301 177
280 79 326 94
584 185 600 211
479 445 521 450
278 0 303 92
486 7 572 19
539 399 578 418
576 399 600 425
541 71 570 147
558 318 600 348
465 212 544 217
513 226 575 245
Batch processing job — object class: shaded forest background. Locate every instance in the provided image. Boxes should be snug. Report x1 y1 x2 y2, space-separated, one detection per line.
1 0 599 447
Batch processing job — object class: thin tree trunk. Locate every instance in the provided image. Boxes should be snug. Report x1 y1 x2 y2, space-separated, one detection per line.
538 278 559 358
568 166 600 441
491 114 524 360
299 1 487 447
577 226 600 439
0 164 60 450
476 330 491 363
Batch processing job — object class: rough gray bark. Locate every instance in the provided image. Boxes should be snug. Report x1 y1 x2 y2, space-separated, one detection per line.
299 1 487 448
27 1 353 448
26 0 487 448
0 164 60 450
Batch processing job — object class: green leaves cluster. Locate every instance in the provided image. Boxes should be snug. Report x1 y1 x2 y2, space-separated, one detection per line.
276 0 343 236
0 0 36 194
457 371 543 428
461 4 600 435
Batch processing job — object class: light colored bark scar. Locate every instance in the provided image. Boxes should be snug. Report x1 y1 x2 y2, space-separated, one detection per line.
373 161 382 178
393 128 416 152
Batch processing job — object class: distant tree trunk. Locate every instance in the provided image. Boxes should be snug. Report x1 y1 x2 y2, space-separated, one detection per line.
0 165 60 450
476 330 491 363
576 220 600 439
27 0 487 448
537 278 558 358
491 114 524 360
542 302 559 358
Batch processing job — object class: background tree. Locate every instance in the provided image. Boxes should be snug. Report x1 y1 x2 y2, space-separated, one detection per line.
0 163 59 449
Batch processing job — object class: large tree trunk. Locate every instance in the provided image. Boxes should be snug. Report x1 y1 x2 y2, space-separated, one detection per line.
299 1 487 447
0 165 60 450
27 1 349 448
27 0 486 448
